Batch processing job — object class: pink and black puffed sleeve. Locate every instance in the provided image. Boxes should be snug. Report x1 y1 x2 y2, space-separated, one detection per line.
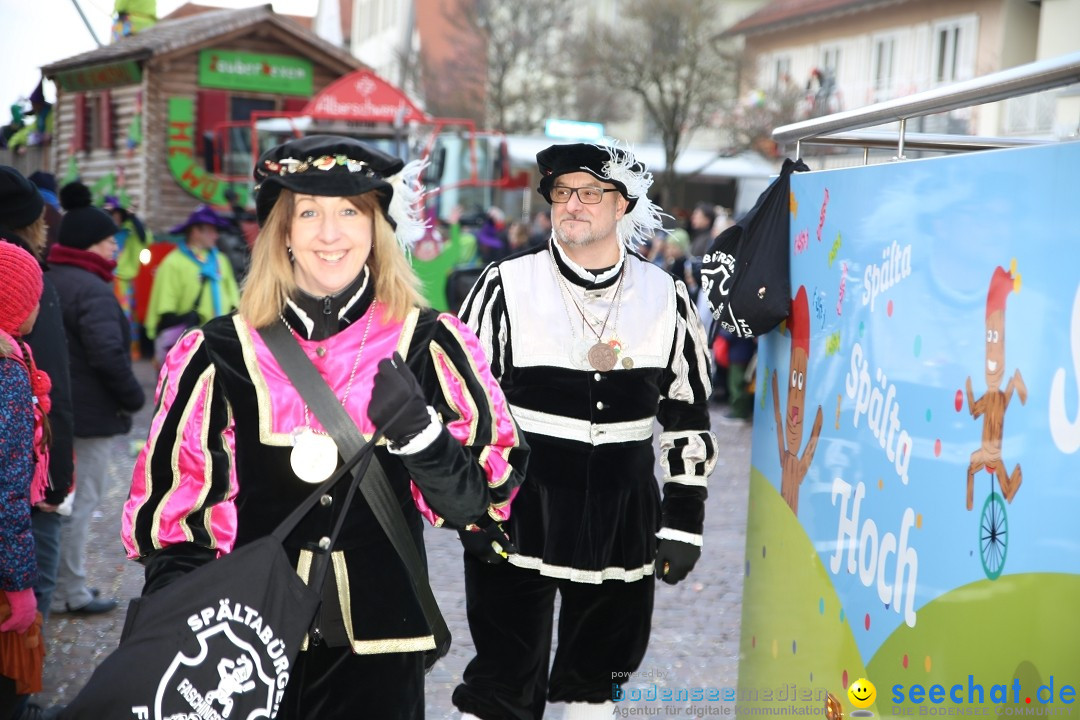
122 329 238 565
397 311 528 530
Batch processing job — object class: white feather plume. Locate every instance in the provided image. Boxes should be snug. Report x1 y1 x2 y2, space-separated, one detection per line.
385 158 429 250
591 141 669 247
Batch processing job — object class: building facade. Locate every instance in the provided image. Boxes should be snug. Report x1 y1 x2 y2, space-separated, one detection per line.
41 5 360 234
723 0 1080 153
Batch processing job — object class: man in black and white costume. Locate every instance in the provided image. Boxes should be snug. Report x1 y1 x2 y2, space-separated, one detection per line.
453 143 718 720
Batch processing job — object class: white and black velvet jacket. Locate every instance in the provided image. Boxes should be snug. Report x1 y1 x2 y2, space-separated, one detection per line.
459 240 717 584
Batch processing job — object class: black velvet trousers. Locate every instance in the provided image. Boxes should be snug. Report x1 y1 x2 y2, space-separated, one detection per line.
453 554 654 720
277 644 424 719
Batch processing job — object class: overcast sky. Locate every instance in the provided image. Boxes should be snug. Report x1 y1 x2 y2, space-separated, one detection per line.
2 0 316 121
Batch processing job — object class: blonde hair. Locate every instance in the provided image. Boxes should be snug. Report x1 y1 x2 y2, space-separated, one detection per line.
239 189 425 328
9 209 47 259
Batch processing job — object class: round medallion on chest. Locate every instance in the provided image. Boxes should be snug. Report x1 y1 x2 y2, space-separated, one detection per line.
290 428 339 484
587 342 617 372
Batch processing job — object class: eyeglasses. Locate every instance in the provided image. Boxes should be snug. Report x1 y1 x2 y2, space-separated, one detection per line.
550 186 618 204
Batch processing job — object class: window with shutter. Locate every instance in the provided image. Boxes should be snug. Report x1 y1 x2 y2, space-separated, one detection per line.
99 90 114 150
73 93 87 152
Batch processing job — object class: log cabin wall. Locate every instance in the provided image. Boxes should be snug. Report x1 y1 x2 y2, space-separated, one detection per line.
45 8 361 236
51 82 147 216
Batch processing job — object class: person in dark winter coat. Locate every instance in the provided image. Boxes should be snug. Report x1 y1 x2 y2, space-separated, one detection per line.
0 167 76 618
46 181 145 616
28 171 62 253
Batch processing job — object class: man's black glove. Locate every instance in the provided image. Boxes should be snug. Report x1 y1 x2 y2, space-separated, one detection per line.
367 352 432 446
654 539 701 585
458 521 518 564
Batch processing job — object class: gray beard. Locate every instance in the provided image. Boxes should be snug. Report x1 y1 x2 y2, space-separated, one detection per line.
553 224 600 249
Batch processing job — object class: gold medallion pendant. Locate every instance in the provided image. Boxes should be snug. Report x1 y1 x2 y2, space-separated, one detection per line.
587 342 617 372
290 428 339 484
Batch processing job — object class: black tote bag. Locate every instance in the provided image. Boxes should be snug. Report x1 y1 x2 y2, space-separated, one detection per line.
59 441 377 720
702 157 808 339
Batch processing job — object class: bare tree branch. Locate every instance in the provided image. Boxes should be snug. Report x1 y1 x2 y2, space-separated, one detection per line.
436 0 576 133
569 0 738 201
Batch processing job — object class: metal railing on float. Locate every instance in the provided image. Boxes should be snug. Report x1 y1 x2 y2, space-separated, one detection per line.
772 50 1080 162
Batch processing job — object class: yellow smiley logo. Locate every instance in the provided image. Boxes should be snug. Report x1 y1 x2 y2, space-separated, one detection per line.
847 678 876 709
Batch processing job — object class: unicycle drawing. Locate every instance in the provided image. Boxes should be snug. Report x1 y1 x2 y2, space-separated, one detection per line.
979 478 1008 580
965 264 1025 580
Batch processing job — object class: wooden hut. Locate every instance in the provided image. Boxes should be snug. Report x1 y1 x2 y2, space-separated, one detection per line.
41 4 361 234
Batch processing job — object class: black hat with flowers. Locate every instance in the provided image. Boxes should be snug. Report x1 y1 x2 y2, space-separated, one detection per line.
253 135 427 249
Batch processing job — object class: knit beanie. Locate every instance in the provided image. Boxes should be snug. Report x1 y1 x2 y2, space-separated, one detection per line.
58 181 119 250
0 242 43 334
0 165 45 230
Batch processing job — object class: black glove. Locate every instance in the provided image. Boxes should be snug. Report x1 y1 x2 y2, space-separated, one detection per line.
654 539 701 585
458 521 518 564
367 352 432 446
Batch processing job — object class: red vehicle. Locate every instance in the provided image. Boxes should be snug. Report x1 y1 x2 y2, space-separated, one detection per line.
208 69 529 224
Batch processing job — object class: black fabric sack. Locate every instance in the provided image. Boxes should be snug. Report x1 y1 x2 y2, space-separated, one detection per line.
59 439 378 720
702 157 808 339
156 309 200 331
156 275 209 331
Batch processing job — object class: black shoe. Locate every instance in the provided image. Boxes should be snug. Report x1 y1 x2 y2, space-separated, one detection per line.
17 703 64 720
61 596 118 615
17 703 43 720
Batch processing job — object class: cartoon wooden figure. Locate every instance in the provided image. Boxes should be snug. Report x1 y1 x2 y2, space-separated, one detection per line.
772 285 824 515
965 265 1026 510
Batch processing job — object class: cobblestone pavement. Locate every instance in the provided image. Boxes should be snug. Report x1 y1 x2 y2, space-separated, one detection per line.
34 358 751 719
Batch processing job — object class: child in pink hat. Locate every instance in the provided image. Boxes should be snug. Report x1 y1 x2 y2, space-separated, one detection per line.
0 242 50 716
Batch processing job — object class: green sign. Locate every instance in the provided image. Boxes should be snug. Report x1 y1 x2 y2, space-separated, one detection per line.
55 61 142 92
198 49 313 96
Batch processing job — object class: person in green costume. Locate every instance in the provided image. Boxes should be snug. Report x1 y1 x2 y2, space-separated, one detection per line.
103 196 153 339
411 204 478 312
143 205 240 365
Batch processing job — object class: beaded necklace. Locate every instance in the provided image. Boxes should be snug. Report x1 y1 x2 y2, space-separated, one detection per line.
279 301 376 483
548 245 626 372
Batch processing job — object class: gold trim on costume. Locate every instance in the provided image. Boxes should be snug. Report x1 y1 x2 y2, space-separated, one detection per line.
151 364 216 549
395 307 420 358
129 334 202 556
440 319 517 447
479 445 514 489
351 635 437 655
234 315 294 447
429 341 478 447
331 551 354 643
202 401 236 549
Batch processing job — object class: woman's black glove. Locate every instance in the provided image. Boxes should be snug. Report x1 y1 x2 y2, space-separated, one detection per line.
654 539 701 585
459 521 518 564
367 352 432 446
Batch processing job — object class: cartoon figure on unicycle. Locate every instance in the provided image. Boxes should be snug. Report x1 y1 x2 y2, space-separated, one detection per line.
965 262 1026 580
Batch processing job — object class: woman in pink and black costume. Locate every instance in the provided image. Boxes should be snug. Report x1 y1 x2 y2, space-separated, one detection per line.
121 135 527 719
